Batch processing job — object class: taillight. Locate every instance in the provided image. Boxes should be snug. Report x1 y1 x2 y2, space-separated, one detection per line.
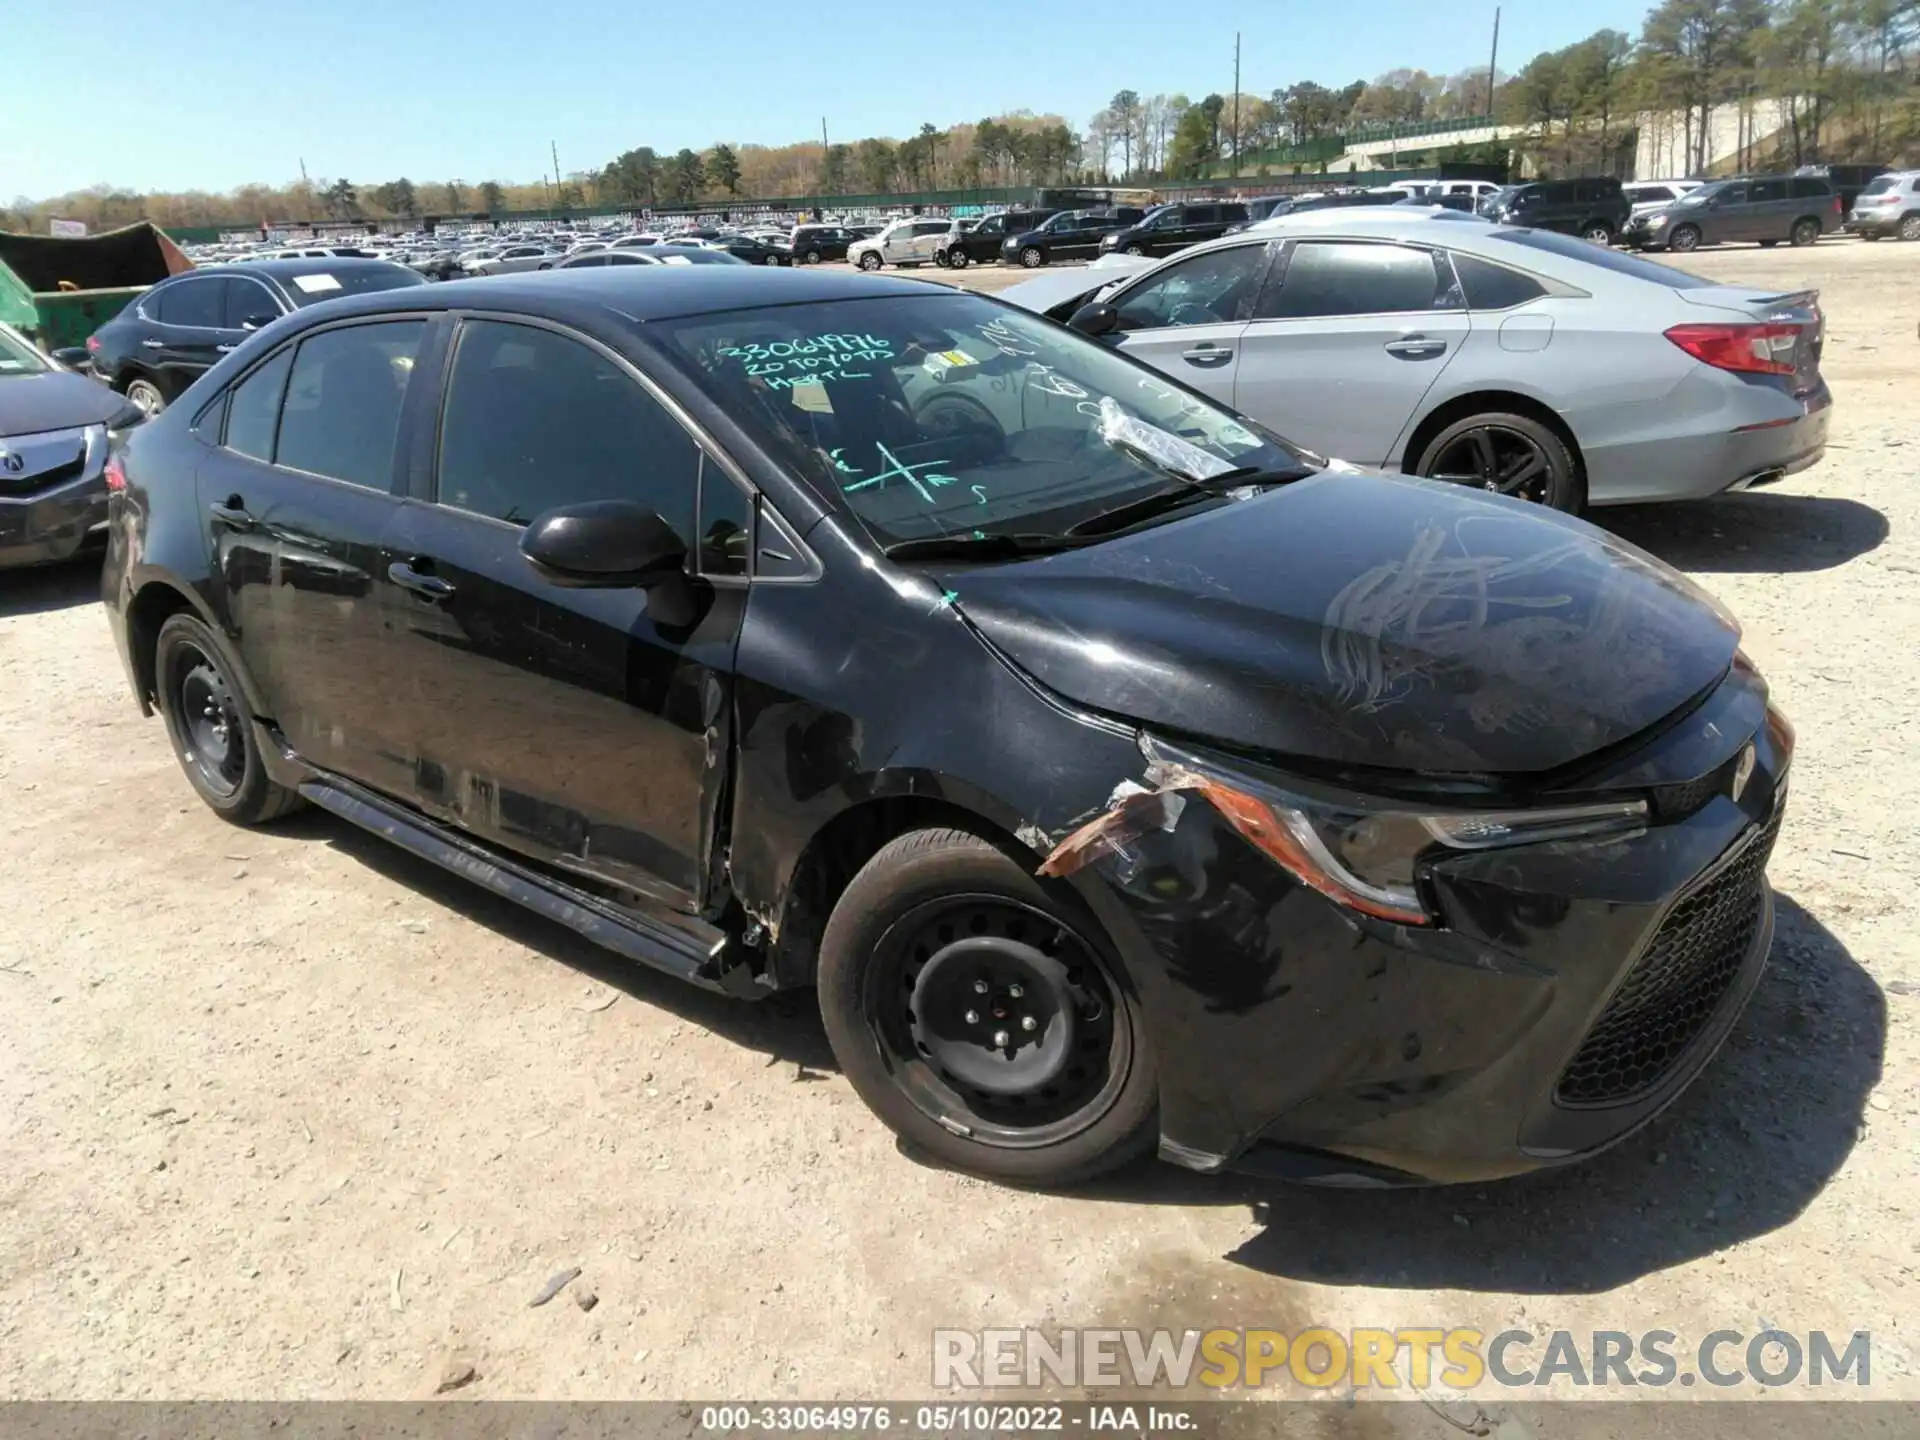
86 334 101 353
1665 322 1801 376
104 455 127 492
1833 196 1843 214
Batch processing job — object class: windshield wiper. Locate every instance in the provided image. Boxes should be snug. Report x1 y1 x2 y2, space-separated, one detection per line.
881 531 1093 563
1064 465 1303 539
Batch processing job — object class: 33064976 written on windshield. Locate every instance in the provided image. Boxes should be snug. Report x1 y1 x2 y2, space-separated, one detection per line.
659 293 1317 546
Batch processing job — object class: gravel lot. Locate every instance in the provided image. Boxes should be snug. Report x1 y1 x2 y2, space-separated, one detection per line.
1 239 1915 1416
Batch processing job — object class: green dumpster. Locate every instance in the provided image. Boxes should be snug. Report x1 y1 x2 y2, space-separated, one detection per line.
0 222 193 351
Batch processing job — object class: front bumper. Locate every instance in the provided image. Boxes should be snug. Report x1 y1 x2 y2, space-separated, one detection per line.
1086 668 1790 1186
0 468 111 569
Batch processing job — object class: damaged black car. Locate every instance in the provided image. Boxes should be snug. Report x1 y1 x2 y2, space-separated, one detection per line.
100 267 1791 1188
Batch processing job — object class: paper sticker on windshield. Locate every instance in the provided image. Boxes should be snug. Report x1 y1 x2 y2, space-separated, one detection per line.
922 349 977 376
1097 396 1236 481
291 273 343 294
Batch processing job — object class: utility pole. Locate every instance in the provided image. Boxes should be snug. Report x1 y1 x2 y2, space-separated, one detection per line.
298 157 312 222
1231 32 1241 172
1486 7 1501 120
551 140 564 210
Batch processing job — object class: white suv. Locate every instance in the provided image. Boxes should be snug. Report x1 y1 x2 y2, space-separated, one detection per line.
848 218 952 270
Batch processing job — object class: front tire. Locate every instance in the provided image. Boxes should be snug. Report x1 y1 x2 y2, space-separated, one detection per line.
857 251 882 272
1413 411 1583 512
1019 247 1044 268
1790 218 1821 247
948 249 970 269
818 829 1158 1187
1124 244 1146 256
153 613 304 826
1667 224 1702 252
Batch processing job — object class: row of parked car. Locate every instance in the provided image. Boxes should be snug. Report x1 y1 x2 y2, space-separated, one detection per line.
77 205 1807 1190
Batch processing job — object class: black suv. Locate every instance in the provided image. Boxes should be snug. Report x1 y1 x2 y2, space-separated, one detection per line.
789 224 856 265
939 209 1059 267
101 265 1788 1191
1000 209 1144 268
86 258 425 417
1623 175 1841 253
1099 201 1250 258
1481 178 1631 244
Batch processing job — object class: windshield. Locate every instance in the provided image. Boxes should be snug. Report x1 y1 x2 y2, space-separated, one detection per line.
281 264 428 306
658 293 1316 549
0 327 51 376
1673 184 1721 207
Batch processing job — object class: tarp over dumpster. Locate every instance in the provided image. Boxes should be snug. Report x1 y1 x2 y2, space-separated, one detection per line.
0 222 193 349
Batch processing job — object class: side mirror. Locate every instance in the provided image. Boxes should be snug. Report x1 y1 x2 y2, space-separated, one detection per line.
1068 302 1122 339
520 499 688 588
242 313 278 331
50 346 91 370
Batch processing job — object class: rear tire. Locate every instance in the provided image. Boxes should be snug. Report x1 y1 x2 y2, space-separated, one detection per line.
1790 218 1820 247
153 613 304 826
1667 224 1702 253
1413 411 1583 513
123 375 167 417
805 248 822 265
817 828 1158 1187
1581 221 1614 245
1899 214 1920 242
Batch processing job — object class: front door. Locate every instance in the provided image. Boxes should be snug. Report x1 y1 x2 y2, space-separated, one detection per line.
196 316 434 793
379 316 742 912
1104 240 1277 410
1233 239 1469 467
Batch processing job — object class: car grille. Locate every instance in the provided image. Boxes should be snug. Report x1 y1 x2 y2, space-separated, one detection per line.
0 426 93 496
1555 804 1783 1108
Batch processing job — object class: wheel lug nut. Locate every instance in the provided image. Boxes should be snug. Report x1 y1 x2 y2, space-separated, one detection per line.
993 1030 1010 1047
964 1010 979 1025
1007 983 1024 999
1021 1015 1037 1032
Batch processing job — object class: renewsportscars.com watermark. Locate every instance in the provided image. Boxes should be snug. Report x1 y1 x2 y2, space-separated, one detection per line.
933 1327 1874 1391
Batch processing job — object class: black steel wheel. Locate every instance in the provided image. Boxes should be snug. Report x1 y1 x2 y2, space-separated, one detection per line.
1414 411 1582 512
1790 218 1821 247
1668 224 1702 252
153 613 303 825
819 829 1157 1186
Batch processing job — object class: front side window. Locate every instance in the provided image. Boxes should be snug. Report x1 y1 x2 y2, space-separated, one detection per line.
0 326 51 375
436 320 700 537
275 320 425 488
657 292 1315 549
157 278 227 329
1113 243 1269 330
1264 241 1447 318
222 278 280 329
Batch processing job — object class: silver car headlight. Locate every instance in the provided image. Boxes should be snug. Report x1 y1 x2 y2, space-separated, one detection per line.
1140 737 1648 926
1648 214 1670 229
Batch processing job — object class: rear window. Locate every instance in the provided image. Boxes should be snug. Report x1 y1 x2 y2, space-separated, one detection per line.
1859 175 1899 196
1491 229 1720 288
1631 186 1675 204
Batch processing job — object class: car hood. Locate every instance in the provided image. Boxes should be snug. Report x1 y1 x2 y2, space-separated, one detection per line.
998 259 1154 318
946 470 1740 777
0 370 142 435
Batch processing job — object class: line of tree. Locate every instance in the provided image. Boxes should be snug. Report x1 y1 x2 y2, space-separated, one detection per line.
6 0 1914 236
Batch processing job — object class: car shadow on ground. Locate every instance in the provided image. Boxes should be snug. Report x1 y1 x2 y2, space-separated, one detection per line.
1140 893 1882 1294
293 807 841 1074
0 556 103 617
1596 492 1888 574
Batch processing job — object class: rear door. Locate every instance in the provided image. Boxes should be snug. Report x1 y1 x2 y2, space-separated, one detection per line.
1744 178 1790 241
196 315 438 793
377 316 744 911
1232 238 1470 466
908 219 950 262
151 275 244 394
1103 240 1276 408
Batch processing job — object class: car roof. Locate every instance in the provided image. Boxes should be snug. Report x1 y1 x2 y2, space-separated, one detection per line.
198 257 420 282
1248 208 1494 238
296 265 937 326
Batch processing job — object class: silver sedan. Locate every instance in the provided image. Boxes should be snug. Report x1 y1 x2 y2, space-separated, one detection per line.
1001 209 1831 511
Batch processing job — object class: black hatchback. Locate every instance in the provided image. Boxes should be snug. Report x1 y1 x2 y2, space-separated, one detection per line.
102 266 1790 1189
86 258 426 418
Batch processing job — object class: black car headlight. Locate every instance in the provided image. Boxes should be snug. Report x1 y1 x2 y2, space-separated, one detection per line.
1141 737 1647 925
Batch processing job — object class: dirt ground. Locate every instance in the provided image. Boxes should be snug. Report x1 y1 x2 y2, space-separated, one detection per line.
2 238 1916 1419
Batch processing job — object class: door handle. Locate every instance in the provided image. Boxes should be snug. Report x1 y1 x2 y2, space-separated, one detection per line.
1384 336 1448 359
216 344 237 353
1181 344 1234 367
388 560 456 602
141 339 164 350
208 497 254 531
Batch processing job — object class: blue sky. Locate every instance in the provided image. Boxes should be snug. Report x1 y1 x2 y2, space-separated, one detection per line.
13 0 1651 200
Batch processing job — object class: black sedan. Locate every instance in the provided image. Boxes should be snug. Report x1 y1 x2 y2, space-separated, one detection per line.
0 324 144 567
86 257 426 417
101 266 1790 1188
710 235 792 266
